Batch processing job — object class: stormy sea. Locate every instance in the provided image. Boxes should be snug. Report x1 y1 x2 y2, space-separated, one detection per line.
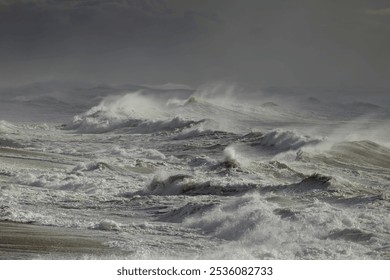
0 81 389 259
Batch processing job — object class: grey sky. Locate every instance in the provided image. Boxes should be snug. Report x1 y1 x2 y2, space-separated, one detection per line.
0 0 389 88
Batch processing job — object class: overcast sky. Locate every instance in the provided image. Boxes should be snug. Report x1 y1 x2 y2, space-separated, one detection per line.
0 0 389 88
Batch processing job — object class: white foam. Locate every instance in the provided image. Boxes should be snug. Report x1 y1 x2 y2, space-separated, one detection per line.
2 82 389 259
135 116 200 133
173 126 211 140
69 92 167 133
106 146 166 160
0 120 18 133
222 145 251 168
69 92 202 134
93 219 121 231
13 170 109 194
184 193 385 259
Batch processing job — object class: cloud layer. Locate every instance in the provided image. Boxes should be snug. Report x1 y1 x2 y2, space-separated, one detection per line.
0 0 389 88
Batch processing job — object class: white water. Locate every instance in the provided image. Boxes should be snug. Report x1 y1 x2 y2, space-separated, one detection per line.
0 82 389 259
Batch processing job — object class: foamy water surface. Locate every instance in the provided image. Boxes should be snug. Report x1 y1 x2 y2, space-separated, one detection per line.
0 82 389 259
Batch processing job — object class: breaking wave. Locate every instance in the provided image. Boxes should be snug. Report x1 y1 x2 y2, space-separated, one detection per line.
329 140 390 169
254 129 322 150
299 139 390 171
65 85 294 135
0 120 24 148
128 173 257 196
71 114 206 134
183 192 383 259
66 92 219 134
0 120 18 133
93 219 121 231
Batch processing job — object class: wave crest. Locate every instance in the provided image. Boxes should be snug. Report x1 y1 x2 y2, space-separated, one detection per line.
255 129 322 150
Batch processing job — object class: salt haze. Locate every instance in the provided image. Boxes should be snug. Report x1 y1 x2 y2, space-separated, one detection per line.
0 0 389 260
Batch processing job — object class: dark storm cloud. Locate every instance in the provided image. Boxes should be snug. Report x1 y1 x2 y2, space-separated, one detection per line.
0 0 204 57
0 0 389 88
0 0 213 85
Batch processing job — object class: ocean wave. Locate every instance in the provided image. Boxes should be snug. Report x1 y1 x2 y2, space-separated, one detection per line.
13 171 108 194
93 219 121 231
172 122 232 140
69 112 205 134
71 161 115 172
66 92 164 133
136 117 205 134
166 95 202 107
172 127 215 140
67 113 140 133
329 140 390 169
183 193 284 242
299 139 390 171
0 121 24 148
0 137 24 148
259 172 387 205
326 228 375 242
158 202 215 223
125 173 257 196
261 173 333 194
182 192 386 258
107 146 167 160
254 129 322 150
0 120 18 133
66 88 303 135
66 92 210 134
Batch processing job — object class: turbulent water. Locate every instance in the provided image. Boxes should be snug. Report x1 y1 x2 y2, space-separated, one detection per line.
0 82 389 259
